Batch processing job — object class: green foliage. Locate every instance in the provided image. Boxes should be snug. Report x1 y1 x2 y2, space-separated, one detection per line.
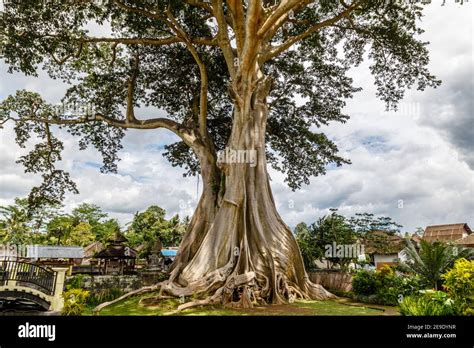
347 213 403 235
295 210 357 270
126 206 187 255
0 1 441 204
352 266 423 306
0 198 62 244
442 258 474 315
0 198 183 251
0 199 33 245
45 203 118 245
66 274 86 290
352 270 378 296
399 291 457 316
296 211 403 270
62 288 89 316
87 287 125 307
400 240 474 290
65 222 96 246
295 222 320 271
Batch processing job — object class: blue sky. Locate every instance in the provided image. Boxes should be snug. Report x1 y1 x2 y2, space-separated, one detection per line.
0 1 472 232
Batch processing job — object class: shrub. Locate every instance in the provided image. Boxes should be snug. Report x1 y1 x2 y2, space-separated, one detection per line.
62 288 89 316
399 291 457 316
86 287 125 307
442 258 474 315
66 274 85 290
353 270 377 296
352 267 423 306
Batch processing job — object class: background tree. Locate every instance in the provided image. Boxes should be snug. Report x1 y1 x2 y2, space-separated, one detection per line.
348 213 403 235
71 203 118 242
294 222 319 271
46 214 75 245
46 203 118 244
400 240 474 290
126 205 187 256
0 0 442 309
0 199 33 245
0 197 60 244
296 211 357 270
65 221 96 247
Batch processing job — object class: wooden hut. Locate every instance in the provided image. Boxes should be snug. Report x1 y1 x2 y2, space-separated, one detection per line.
423 223 472 243
95 232 137 275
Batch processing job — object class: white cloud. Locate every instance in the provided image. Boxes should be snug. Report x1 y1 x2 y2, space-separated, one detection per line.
0 2 472 232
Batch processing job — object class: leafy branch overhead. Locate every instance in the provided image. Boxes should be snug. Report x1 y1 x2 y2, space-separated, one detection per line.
0 0 440 206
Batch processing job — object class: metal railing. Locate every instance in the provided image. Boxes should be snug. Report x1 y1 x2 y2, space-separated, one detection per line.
0 261 56 296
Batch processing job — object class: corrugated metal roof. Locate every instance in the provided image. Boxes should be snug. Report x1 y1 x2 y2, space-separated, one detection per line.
161 249 177 257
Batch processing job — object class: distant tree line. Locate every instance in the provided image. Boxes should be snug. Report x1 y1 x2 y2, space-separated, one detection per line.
295 210 408 271
0 198 188 254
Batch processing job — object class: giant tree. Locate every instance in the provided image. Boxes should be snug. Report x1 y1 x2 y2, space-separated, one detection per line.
0 0 441 309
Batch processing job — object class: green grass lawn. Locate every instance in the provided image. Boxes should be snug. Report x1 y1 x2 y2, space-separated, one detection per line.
86 295 389 316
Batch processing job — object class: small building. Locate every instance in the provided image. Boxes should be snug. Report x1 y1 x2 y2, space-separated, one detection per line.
95 232 137 275
72 241 104 274
457 234 474 248
160 249 177 269
423 223 472 243
0 244 19 260
363 231 407 270
83 241 104 263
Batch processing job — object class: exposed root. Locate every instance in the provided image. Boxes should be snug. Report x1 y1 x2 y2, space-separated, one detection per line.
93 269 334 314
93 283 162 313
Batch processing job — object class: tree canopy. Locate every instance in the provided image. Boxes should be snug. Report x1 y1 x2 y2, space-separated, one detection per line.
295 210 403 270
126 205 188 255
0 198 185 249
0 0 441 207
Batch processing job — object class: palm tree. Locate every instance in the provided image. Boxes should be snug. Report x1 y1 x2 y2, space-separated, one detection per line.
400 240 474 290
0 204 31 245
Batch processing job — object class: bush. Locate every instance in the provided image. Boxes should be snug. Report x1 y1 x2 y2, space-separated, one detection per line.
399 291 457 316
86 287 125 307
353 270 378 296
66 274 85 290
62 288 89 316
442 258 474 315
352 266 423 306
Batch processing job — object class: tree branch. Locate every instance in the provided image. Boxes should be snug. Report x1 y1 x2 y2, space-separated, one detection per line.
184 0 214 12
240 0 264 75
4 113 201 151
212 0 236 80
258 0 312 38
261 1 363 62
165 7 209 141
226 0 246 53
126 53 140 123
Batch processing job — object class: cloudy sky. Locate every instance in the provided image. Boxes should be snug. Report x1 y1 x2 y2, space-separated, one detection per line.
0 1 472 233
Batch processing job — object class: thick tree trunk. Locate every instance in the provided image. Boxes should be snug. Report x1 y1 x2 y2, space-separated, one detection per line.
159 73 333 309
95 72 333 313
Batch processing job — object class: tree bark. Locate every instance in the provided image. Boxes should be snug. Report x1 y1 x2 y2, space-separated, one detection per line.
160 71 333 309
95 70 334 313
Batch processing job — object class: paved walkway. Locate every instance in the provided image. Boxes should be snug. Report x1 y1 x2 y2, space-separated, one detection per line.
334 297 400 316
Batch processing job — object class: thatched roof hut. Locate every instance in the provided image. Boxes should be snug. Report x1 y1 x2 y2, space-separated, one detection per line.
83 241 103 259
423 223 472 243
457 233 474 248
